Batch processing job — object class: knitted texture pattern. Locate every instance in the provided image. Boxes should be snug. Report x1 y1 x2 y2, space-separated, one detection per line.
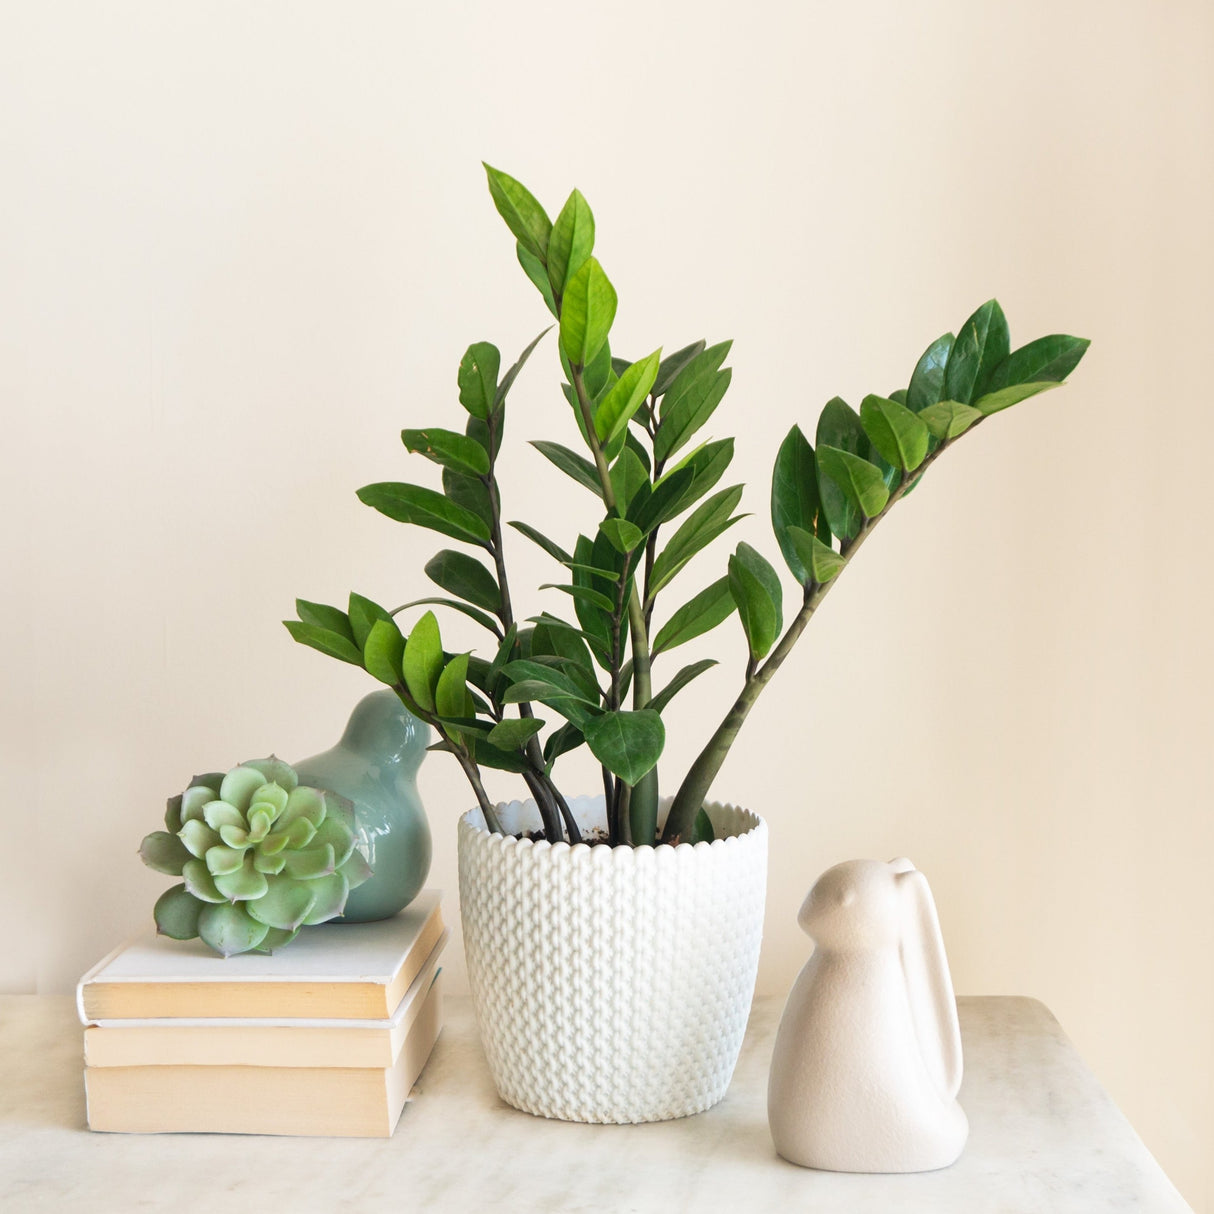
458 796 768 1124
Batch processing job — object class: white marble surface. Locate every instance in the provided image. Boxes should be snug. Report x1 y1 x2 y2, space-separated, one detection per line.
0 994 1191 1213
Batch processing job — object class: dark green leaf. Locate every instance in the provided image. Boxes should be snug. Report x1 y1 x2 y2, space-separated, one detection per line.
888 389 909 405
583 710 665 786
609 445 649 515
294 599 355 645
770 425 823 583
508 520 572 565
663 438 735 514
495 326 552 408
595 350 660 443
648 484 745 595
599 517 645 554
483 163 551 262
516 242 557 316
945 300 1009 404
140 831 192 876
646 659 718 714
443 466 493 527
859 395 930 472
728 542 783 660
547 189 595 299
531 441 602 497
153 885 203 941
402 610 443 712
486 717 545 750
581 336 615 401
468 738 530 773
918 400 984 440
816 446 890 519
626 465 696 535
363 617 405 685
457 342 501 421
907 333 954 413
402 427 490 477
424 549 501 612
347 593 392 649
560 256 617 368
541 583 616 612
357 483 491 546
653 340 707 398
651 577 736 656
654 342 733 463
435 653 470 720
543 722 584 769
786 526 846 585
984 334 1090 391
972 381 1060 416
815 397 867 541
531 617 595 675
284 620 363 666
393 597 502 637
691 808 715 844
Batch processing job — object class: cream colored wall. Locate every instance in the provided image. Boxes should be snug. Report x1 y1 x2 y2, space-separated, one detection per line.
2 0 1210 1206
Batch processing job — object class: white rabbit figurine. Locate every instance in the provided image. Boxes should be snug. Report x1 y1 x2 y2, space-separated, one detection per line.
767 857 968 1172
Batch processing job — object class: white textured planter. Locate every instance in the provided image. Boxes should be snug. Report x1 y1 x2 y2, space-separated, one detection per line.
458 794 767 1124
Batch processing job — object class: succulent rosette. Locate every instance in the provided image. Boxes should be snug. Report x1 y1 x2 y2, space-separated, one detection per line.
139 756 372 957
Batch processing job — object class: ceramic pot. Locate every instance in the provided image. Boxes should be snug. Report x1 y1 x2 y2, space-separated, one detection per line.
295 689 432 923
458 794 767 1124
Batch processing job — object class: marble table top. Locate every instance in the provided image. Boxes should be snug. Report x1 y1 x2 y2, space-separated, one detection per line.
0 994 1191 1213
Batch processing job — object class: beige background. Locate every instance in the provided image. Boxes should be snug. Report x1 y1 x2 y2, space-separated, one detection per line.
2 1 1211 1208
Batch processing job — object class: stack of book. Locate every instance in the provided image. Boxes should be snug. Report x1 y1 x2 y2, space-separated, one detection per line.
78 889 447 1137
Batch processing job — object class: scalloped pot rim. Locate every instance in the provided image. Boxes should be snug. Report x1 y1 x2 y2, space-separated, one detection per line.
457 796 765 857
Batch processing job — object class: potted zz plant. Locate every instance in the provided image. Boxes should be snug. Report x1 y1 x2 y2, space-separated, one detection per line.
287 165 1088 1124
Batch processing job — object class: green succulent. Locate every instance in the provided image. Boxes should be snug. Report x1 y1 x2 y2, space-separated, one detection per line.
139 756 372 957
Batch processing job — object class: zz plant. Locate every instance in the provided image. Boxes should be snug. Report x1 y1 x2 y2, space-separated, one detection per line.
288 165 1089 847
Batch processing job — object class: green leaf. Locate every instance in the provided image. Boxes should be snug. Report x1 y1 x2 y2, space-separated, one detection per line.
595 350 660 443
531 440 602 496
972 380 1060 416
663 438 735 514
599 517 645 554
945 300 1010 404
543 722 584 770
560 256 617 368
357 482 491 547
508 521 572 566
393 596 502 637
654 342 733 463
402 426 490 476
646 659 717 714
495 326 552 408
907 332 954 413
691 808 715 844
918 399 984 440
245 875 317 932
443 466 493 527
609 445 649 516
651 577 737 656
300 871 351 925
139 830 192 876
402 610 443 712
499 660 601 713
517 242 557 316
816 446 890 520
294 599 356 645
653 340 706 398
363 617 406 685
424 549 501 612
347 593 393 649
198 902 269 957
786 526 846 584
547 189 595 299
153 885 203 940
435 653 470 719
486 717 545 750
213 853 270 903
284 620 363 666
984 334 1090 391
541 583 616 612
282 844 336 881
728 543 783 660
581 336 615 400
584 710 664 786
770 424 823 583
815 397 867 541
648 484 745 595
531 617 596 677
483 163 551 262
859 395 930 472
457 342 501 421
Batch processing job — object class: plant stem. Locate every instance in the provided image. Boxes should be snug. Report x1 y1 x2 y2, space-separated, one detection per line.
662 428 972 842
